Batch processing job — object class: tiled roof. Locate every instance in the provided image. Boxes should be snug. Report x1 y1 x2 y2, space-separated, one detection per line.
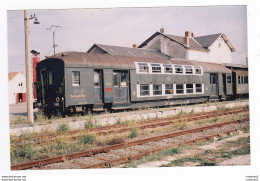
194 33 222 48
8 72 19 82
90 44 170 60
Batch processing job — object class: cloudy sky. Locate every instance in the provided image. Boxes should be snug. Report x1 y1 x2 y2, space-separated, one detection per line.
7 6 247 72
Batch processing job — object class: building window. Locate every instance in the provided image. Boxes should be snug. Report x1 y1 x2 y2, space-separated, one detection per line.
174 65 183 74
165 84 173 94
153 85 162 95
238 76 241 84
196 84 202 93
138 63 149 73
140 84 149 96
151 64 161 73
194 67 202 74
72 71 80 86
244 76 248 84
227 75 232 84
185 66 193 74
176 84 184 94
163 64 173 73
186 84 194 94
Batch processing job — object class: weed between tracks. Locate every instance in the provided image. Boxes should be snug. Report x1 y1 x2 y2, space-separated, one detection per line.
10 108 249 165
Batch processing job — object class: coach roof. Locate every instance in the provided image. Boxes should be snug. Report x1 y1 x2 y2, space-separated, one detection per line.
46 52 231 73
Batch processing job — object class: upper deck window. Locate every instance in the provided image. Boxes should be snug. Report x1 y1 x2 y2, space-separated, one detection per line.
72 71 80 87
151 64 161 73
194 67 202 74
138 63 149 73
174 65 183 74
185 66 193 74
163 64 173 73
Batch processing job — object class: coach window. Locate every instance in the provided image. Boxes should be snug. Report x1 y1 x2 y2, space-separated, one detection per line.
176 84 184 94
72 71 80 87
194 67 202 74
244 76 248 84
151 64 161 73
48 70 53 85
120 72 127 86
165 84 174 94
163 64 173 73
227 75 232 84
138 63 149 73
153 85 162 95
185 66 193 74
140 84 150 96
174 65 183 74
113 73 119 86
186 84 193 94
196 84 202 93
238 76 241 84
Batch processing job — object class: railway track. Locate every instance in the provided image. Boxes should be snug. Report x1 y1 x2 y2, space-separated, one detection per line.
11 117 249 170
13 107 248 146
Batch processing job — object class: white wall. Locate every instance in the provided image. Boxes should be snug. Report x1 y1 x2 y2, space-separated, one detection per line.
187 49 209 62
208 36 232 64
8 72 26 104
187 36 232 64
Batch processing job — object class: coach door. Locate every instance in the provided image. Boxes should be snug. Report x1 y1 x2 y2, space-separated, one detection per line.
94 70 104 103
113 70 129 103
210 73 218 96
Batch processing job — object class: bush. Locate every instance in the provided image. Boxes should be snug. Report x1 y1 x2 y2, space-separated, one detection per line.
81 134 96 145
57 123 69 132
84 120 95 129
129 128 138 138
172 122 188 130
107 137 125 145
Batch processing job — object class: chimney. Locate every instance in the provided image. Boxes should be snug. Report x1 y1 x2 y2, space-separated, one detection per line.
132 44 138 48
191 32 195 37
184 31 191 47
160 28 164 34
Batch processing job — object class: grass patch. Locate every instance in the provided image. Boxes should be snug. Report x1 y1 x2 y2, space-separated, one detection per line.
10 116 29 125
129 128 138 138
172 121 188 131
80 133 96 145
84 120 95 129
57 123 69 132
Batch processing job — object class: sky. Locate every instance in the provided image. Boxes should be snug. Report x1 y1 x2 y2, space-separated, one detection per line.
7 6 248 72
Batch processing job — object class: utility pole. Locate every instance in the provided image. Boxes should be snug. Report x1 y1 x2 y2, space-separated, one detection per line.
46 25 62 55
24 10 40 123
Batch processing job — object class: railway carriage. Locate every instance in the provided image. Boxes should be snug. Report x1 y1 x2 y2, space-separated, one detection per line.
36 52 236 116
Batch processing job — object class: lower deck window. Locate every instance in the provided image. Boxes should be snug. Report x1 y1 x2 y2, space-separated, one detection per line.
140 84 149 96
196 84 202 93
153 85 162 95
165 84 173 94
238 76 241 84
227 75 232 83
72 71 80 86
186 84 193 94
244 76 248 84
176 84 184 94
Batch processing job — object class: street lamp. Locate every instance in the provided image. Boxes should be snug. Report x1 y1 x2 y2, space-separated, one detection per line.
24 10 40 123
